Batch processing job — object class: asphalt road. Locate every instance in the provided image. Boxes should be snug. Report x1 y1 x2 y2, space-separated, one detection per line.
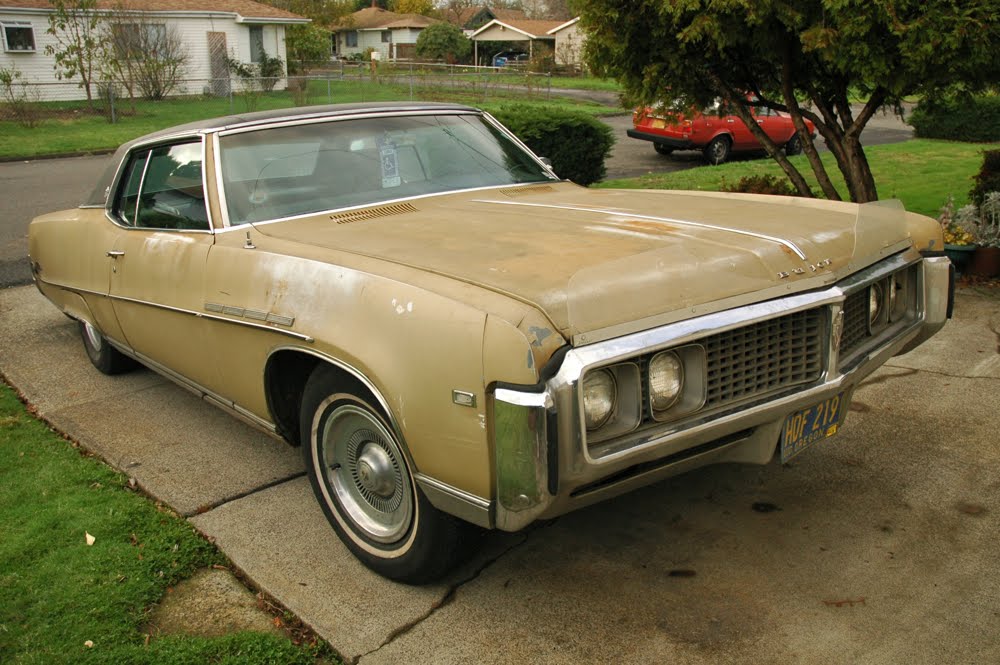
0 105 912 289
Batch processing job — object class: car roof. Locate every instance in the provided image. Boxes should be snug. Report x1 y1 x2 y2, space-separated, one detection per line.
84 102 481 207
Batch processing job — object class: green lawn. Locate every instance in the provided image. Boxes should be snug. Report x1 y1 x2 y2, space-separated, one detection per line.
599 139 997 218
0 382 329 664
0 78 616 161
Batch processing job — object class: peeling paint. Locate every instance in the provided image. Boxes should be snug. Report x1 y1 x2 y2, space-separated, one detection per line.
526 348 535 369
391 298 415 315
478 414 486 429
527 325 553 348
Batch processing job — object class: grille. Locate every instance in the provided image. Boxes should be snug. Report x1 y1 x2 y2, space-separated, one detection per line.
330 202 416 224
702 308 824 409
839 290 869 357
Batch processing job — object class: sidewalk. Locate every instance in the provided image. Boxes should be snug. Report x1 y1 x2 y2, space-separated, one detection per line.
2 283 998 664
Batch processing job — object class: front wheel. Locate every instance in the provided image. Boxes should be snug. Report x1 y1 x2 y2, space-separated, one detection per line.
703 136 732 165
300 366 475 583
653 143 674 156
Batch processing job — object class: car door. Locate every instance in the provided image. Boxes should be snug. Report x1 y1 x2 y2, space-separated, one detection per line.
729 106 760 150
106 139 217 389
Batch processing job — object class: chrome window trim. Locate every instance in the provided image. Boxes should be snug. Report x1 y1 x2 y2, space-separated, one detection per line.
212 109 557 229
213 182 564 233
102 133 215 234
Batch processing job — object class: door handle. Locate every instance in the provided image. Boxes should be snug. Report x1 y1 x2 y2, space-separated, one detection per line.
107 250 125 258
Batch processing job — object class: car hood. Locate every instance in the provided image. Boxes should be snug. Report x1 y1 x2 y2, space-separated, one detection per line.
254 183 912 343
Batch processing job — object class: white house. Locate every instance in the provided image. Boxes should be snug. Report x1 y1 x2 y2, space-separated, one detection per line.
547 17 585 67
0 0 308 100
332 6 439 61
469 18 563 67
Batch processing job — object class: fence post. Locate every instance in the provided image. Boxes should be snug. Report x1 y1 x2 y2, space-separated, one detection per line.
409 62 413 100
109 83 116 124
327 77 331 103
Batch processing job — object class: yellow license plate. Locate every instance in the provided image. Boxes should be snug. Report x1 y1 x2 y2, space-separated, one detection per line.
780 393 845 462
650 119 666 129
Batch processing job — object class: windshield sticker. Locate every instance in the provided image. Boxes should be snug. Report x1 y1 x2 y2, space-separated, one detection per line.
377 136 401 188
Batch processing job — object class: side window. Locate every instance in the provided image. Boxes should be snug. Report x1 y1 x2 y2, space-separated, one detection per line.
133 142 209 231
114 149 149 226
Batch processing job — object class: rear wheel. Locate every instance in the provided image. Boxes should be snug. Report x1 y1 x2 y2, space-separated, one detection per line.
300 365 475 583
703 136 732 165
785 134 803 156
79 320 137 375
653 144 674 156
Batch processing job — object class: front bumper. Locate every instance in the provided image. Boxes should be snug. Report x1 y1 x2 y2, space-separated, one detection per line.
491 253 951 532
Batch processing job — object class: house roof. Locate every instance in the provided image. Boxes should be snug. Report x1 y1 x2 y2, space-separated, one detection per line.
546 16 579 35
470 18 564 40
336 6 439 31
451 6 527 27
0 0 306 22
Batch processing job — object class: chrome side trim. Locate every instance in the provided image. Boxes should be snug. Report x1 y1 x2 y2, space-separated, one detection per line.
103 337 280 438
216 108 483 138
33 277 313 342
471 199 809 260
414 474 492 529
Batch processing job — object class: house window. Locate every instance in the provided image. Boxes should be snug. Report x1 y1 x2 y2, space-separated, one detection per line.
345 30 358 48
2 22 36 52
381 30 391 43
109 23 168 59
249 25 265 63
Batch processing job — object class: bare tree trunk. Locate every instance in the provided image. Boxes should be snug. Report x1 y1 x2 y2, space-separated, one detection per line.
781 50 840 200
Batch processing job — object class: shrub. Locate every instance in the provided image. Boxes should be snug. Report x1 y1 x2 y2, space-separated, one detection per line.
909 95 1000 142
969 149 1000 206
721 174 799 197
0 64 41 128
491 106 614 185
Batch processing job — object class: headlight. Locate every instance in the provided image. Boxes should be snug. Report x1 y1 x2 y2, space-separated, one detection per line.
649 351 684 412
869 283 883 326
582 369 616 430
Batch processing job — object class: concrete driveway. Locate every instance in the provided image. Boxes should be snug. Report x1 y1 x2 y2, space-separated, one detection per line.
2 282 998 664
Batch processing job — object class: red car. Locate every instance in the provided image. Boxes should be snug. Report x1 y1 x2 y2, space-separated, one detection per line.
628 103 816 164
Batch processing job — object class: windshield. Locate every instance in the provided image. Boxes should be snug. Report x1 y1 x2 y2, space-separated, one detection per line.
219 112 555 225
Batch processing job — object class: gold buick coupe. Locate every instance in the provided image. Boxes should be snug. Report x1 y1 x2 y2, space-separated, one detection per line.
29 103 952 582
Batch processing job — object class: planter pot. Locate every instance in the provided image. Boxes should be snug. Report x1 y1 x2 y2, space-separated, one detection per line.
969 246 1000 278
944 244 977 274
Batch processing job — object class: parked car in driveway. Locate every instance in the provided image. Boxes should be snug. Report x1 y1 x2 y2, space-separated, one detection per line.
29 102 951 583
628 102 817 164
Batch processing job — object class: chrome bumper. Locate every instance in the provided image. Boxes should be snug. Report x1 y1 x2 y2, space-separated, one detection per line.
492 253 951 532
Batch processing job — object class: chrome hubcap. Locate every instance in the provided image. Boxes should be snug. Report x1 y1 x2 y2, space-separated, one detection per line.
320 404 412 544
356 442 395 498
83 321 102 350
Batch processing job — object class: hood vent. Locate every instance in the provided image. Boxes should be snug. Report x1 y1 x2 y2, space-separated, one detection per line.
499 184 555 198
330 202 417 225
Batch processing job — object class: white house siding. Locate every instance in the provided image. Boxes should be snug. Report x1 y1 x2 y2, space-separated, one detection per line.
0 9 289 101
473 23 531 43
552 22 584 66
338 27 424 60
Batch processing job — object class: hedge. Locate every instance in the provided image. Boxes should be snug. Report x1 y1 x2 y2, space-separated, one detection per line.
491 106 615 186
909 95 1000 143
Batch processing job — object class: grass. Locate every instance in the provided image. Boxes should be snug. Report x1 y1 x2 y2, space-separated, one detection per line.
0 77 617 160
598 139 999 218
0 382 328 664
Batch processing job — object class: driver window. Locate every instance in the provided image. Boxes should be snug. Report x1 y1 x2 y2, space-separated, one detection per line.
116 141 209 231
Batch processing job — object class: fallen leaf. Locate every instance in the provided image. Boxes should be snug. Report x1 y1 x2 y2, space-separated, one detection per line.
84 640 94 648
85 532 95 546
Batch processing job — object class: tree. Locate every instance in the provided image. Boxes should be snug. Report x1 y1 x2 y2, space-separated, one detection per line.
577 1 1000 203
45 0 103 106
390 0 436 15
103 8 188 101
286 24 332 71
415 22 471 63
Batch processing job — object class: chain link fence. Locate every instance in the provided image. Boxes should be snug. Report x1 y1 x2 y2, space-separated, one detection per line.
0 62 559 128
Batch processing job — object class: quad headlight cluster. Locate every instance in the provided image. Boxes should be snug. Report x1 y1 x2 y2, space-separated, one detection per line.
581 345 707 450
867 267 913 331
